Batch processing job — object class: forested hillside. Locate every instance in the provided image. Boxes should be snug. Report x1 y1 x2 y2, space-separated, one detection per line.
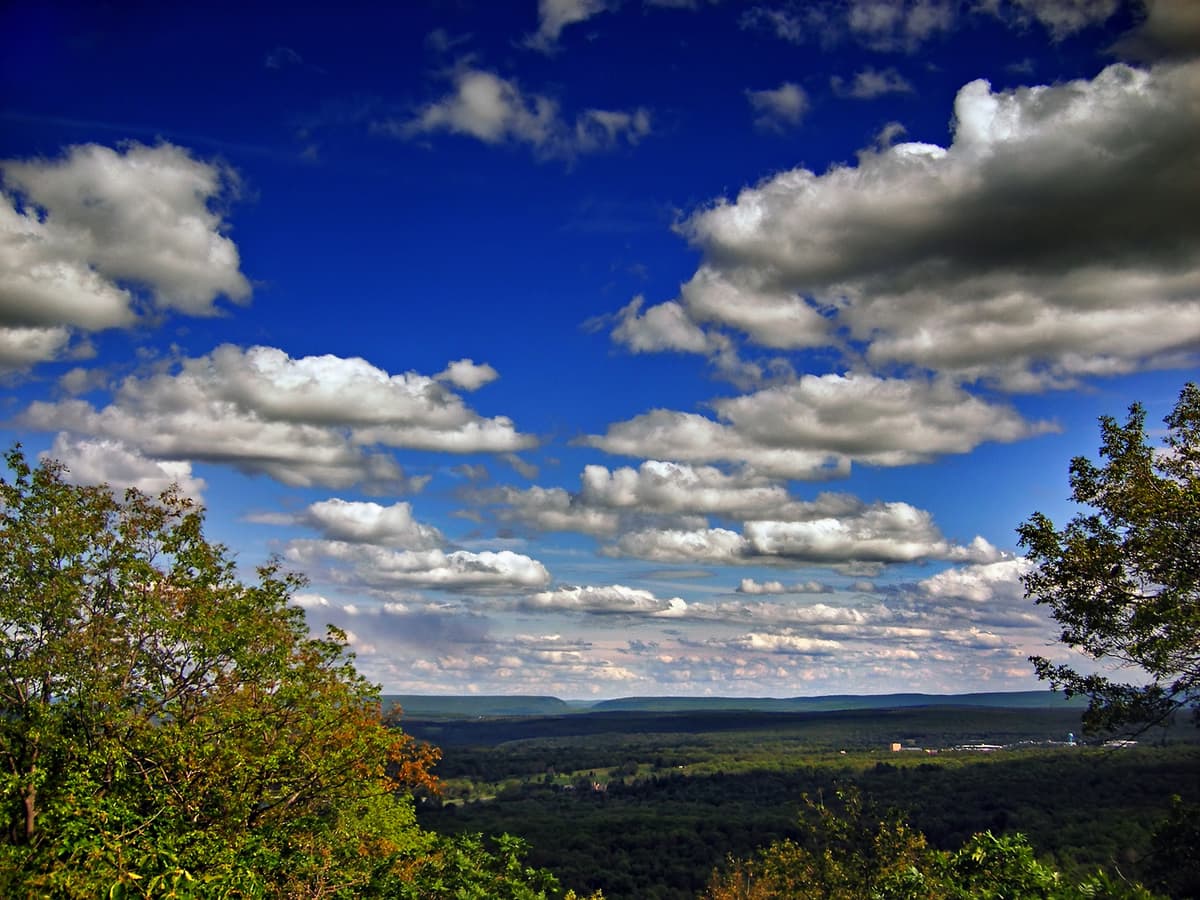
417 712 1198 899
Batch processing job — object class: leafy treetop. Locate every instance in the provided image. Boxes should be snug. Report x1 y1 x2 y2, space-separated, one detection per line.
0 447 593 899
1018 383 1200 734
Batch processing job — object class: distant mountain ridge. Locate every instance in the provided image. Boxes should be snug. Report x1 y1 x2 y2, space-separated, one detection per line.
386 695 572 717
384 690 1085 718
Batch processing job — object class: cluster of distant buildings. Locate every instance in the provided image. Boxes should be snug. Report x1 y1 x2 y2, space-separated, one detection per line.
889 734 1139 753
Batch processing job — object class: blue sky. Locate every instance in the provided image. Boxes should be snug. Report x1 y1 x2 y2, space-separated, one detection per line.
3 0 1197 698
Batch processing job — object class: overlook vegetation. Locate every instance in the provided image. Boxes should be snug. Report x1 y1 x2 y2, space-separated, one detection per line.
0 448 593 899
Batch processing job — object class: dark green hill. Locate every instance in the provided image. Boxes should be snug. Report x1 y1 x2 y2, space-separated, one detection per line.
385 690 1085 718
384 694 572 718
400 705 1096 749
588 691 1087 713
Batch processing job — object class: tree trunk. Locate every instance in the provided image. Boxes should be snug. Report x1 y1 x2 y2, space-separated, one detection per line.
23 783 36 842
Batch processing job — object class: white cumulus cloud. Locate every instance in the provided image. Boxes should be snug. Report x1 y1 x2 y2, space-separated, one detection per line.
526 0 610 51
606 501 1001 568
302 499 444 548
0 142 249 369
918 557 1032 604
44 433 206 501
21 344 533 489
437 358 499 391
286 540 551 592
527 584 688 616
586 373 1054 478
737 578 833 594
667 61 1200 390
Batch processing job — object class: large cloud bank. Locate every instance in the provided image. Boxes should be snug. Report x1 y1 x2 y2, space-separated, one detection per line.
612 60 1200 391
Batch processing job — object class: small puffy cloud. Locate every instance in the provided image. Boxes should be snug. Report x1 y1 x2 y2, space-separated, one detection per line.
677 267 832 351
586 408 846 480
747 82 809 131
606 501 1000 568
301 499 443 548
709 375 1052 464
607 526 748 564
437 358 499 391
611 296 724 354
742 509 1001 564
737 578 832 594
526 0 610 51
452 463 490 482
580 460 830 519
918 557 1032 604
21 344 533 489
586 374 1054 478
0 327 73 372
831 66 913 98
388 67 650 159
45 433 206 501
579 460 769 513
723 631 842 654
608 284 801 390
0 142 249 370
526 584 688 616
480 484 621 536
286 539 551 592
476 461 839 537
477 463 926 557
683 597 875 628
394 69 556 145
58 365 110 395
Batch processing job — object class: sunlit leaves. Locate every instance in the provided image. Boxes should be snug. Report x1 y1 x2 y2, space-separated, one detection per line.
1019 383 1200 733
0 447 574 898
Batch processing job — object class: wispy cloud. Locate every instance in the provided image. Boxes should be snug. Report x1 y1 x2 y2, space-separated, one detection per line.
746 81 810 130
380 67 650 160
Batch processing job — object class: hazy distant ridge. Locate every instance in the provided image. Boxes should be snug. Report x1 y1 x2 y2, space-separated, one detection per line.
385 690 1084 718
387 695 572 717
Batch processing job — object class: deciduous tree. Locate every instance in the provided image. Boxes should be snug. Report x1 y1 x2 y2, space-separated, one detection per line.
1018 384 1200 734
0 448 582 899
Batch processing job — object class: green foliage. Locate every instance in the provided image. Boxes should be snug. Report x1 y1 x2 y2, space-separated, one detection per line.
1019 383 1200 734
418 707 1197 898
702 792 1160 900
732 788 930 899
0 448 584 899
1140 796 1200 899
